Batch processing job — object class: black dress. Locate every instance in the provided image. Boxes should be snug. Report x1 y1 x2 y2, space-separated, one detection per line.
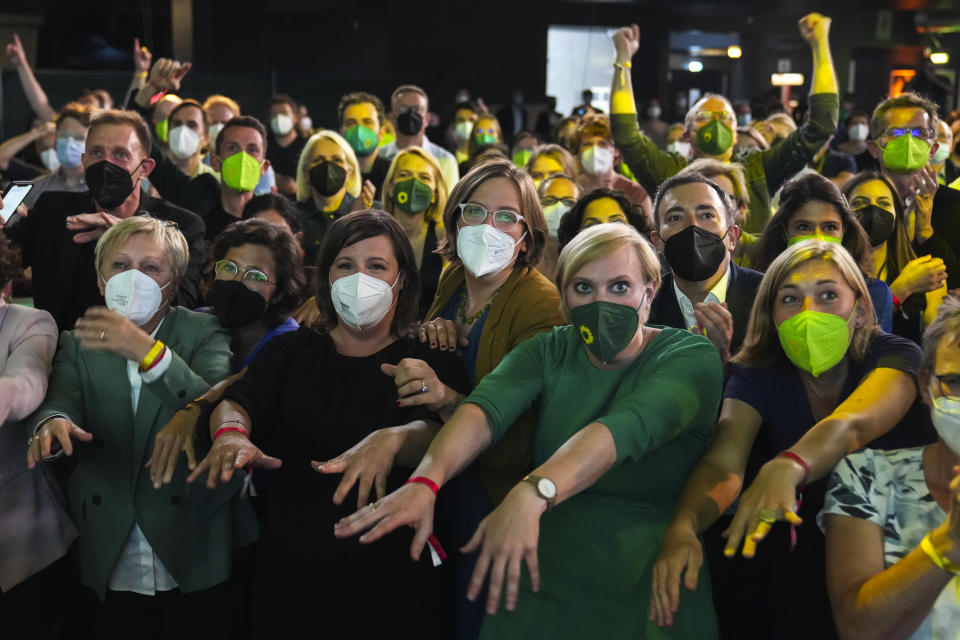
419 220 444 321
221 327 470 638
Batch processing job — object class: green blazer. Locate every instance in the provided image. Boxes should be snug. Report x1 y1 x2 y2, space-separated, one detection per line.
29 307 258 599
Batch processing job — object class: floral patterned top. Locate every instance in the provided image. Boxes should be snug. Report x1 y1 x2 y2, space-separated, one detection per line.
819 447 960 640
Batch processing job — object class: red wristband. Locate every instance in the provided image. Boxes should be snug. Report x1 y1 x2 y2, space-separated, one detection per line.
148 88 168 105
213 425 249 442
779 451 811 487
405 476 439 495
892 294 902 308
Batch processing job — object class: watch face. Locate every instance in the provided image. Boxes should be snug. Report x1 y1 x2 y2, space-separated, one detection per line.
537 478 557 500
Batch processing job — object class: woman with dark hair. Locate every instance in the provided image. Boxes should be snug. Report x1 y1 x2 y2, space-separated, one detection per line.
241 193 304 241
844 171 947 343
146 218 306 484
751 172 893 331
186 210 469 638
557 187 651 250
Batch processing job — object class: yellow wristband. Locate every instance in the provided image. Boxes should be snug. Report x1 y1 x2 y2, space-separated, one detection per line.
135 70 148 78
613 61 633 69
921 533 960 575
140 340 165 371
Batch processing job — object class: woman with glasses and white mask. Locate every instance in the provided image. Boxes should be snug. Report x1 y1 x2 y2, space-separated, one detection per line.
185 210 469 638
25 216 255 639
145 218 306 486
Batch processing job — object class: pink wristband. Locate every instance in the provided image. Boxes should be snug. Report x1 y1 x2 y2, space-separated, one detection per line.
778 451 811 487
213 425 249 442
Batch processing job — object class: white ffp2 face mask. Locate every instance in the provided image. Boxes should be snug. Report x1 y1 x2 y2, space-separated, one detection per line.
666 141 693 159
931 384 960 455
169 125 201 159
580 145 614 176
542 202 572 239
102 269 171 326
457 224 525 278
207 123 225 150
41 148 61 172
847 123 869 143
270 114 294 137
454 121 474 143
330 271 400 329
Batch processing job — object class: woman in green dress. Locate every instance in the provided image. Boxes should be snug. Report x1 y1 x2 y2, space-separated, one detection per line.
334 222 723 638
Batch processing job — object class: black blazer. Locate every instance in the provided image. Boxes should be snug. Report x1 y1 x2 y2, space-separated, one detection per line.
6 190 206 333
647 262 763 356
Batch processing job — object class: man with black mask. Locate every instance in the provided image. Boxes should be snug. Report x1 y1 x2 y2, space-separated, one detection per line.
648 171 762 364
4 109 205 332
378 84 459 189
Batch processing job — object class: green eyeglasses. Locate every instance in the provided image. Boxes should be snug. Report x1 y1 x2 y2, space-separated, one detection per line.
215 259 275 287
459 203 525 231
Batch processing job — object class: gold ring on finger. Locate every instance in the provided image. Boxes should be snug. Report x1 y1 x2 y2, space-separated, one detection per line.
369 502 379 512
100 330 106 341
757 508 777 524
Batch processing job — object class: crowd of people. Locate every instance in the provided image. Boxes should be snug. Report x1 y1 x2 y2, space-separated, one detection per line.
1 11 960 640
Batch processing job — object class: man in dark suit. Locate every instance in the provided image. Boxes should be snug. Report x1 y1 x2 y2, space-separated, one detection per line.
5 109 205 333
648 171 763 363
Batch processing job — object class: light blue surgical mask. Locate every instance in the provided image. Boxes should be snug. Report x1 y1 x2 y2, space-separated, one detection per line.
56 136 85 169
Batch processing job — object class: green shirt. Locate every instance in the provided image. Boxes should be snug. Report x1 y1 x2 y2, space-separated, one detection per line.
467 325 723 638
611 93 839 234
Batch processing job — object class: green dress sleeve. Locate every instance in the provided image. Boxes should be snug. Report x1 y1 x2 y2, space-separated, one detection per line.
610 113 688 198
596 333 723 464
463 331 549 446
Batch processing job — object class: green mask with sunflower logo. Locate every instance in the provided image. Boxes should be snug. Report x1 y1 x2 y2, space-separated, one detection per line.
569 298 644 364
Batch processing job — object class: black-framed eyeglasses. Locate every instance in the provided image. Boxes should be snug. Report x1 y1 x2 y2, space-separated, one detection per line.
214 259 275 286
459 203 525 231
541 196 577 207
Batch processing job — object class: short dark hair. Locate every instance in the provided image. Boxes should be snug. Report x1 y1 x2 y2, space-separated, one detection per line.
215 115 268 157
752 172 871 273
557 188 650 249
266 94 298 114
652 171 738 227
314 210 421 337
0 231 22 289
206 218 306 329
337 92 386 128
242 193 303 235
168 99 209 132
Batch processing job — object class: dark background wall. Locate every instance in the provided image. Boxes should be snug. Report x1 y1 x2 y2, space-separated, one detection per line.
1 0 958 137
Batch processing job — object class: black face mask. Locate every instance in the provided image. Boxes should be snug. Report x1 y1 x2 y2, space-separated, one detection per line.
396 110 424 136
309 161 347 197
855 204 896 247
663 225 728 281
85 160 141 208
205 280 267 328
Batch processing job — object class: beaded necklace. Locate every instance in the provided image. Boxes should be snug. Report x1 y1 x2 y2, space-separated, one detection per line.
458 287 501 325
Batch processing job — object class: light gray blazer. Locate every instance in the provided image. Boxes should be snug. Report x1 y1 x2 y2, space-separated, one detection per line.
0 304 77 592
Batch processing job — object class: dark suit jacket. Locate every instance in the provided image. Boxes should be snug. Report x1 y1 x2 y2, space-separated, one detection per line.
928 185 960 290
5 190 206 333
648 262 763 356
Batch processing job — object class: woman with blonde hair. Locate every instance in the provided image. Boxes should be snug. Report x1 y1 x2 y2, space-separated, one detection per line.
525 143 578 189
295 130 362 265
334 222 725 638
382 146 449 317
650 240 933 640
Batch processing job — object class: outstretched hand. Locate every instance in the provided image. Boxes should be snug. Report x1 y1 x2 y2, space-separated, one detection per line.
6 33 26 68
133 37 153 72
148 58 192 92
187 433 281 489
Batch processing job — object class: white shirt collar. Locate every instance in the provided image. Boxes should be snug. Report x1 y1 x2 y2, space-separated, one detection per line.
673 263 731 331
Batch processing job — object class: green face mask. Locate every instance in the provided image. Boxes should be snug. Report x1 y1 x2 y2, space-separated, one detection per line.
344 125 379 157
569 297 644 364
512 149 533 167
155 119 169 144
475 133 498 145
787 234 843 247
695 119 733 156
393 177 434 215
776 303 857 377
882 133 931 173
220 151 262 192
379 132 396 147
